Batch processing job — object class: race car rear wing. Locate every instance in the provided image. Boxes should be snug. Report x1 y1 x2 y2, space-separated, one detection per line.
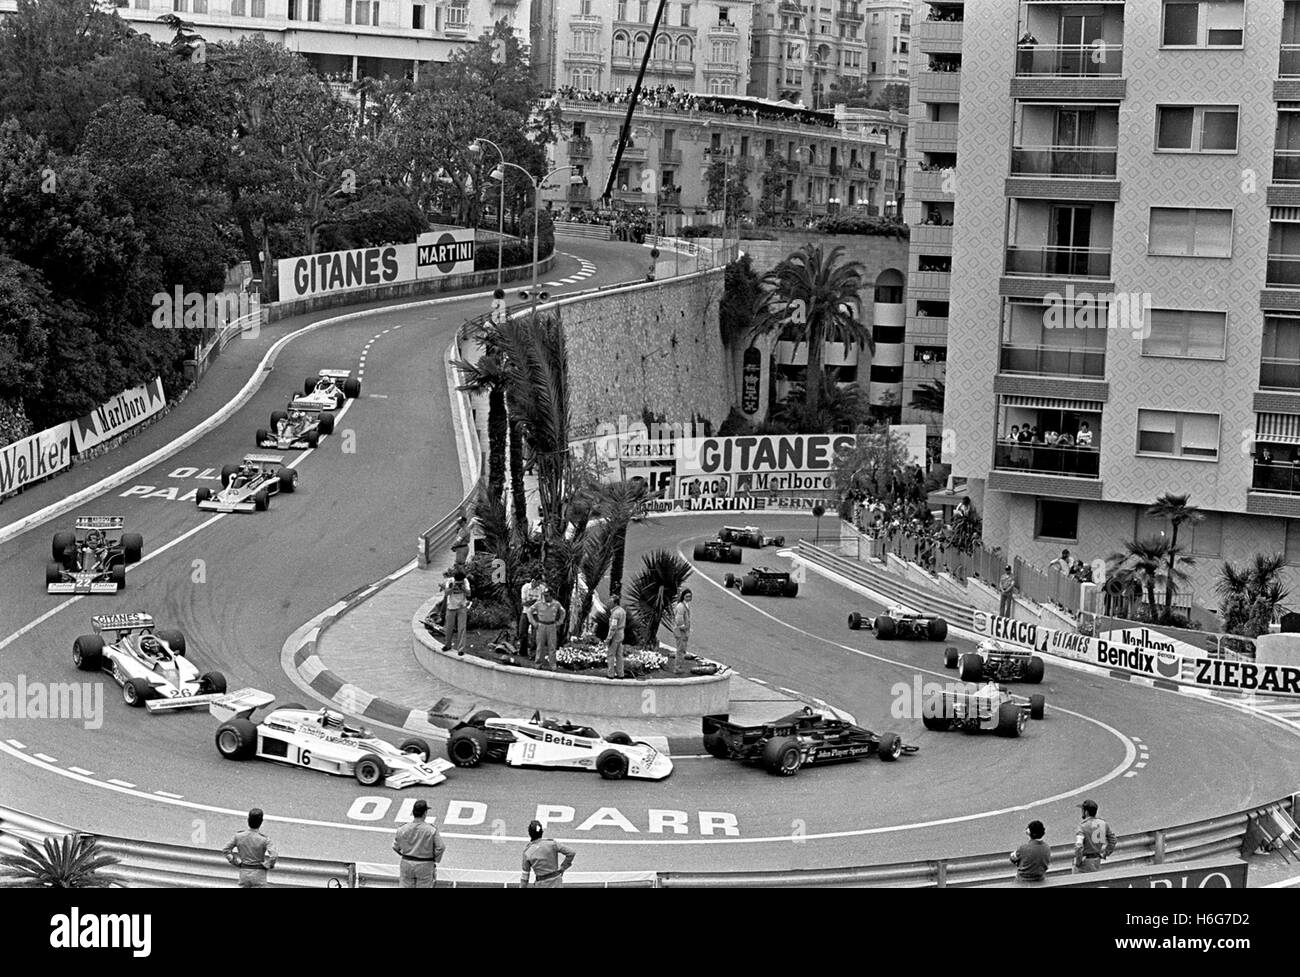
75 516 124 530
318 369 351 379
242 453 286 467
722 526 758 533
208 688 277 722
91 611 154 633
287 397 327 412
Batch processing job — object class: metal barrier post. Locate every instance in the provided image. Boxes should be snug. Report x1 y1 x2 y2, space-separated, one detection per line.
1153 830 1166 864
934 860 947 888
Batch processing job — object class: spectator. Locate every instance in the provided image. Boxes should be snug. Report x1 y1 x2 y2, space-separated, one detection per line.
1261 446 1275 465
223 808 278 888
518 572 545 659
1010 820 1051 883
998 565 1016 617
441 570 472 655
451 516 471 568
392 798 446 888
1076 421 1094 448
521 820 575 888
954 496 973 520
1074 799 1117 872
1051 549 1072 575
528 585 566 671
1017 425 1032 444
1007 425 1020 442
606 594 628 679
1017 30 1038 74
1057 431 1074 448
672 588 693 675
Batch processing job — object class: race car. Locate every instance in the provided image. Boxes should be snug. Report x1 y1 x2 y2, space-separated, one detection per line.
255 398 336 450
445 710 673 781
300 369 361 410
723 566 798 597
692 538 743 563
922 682 1046 737
195 454 297 512
944 639 1045 684
702 706 916 777
718 526 786 548
212 692 453 789
47 516 143 594
71 611 228 709
847 603 948 641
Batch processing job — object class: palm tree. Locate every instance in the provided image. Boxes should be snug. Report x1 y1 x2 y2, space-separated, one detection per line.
0 833 120 888
626 549 692 648
1108 537 1175 622
1217 552 1290 637
454 347 508 505
584 480 648 599
752 244 871 419
909 378 945 416
1147 493 1204 618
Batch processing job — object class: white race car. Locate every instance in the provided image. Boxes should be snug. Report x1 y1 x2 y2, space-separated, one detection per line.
446 710 673 781
72 612 228 709
212 693 453 789
300 369 361 410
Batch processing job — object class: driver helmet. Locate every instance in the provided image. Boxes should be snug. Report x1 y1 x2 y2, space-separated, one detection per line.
322 709 345 730
140 634 162 658
86 529 103 547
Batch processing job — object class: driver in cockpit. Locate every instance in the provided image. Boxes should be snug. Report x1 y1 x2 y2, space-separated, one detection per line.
81 528 107 568
139 633 168 665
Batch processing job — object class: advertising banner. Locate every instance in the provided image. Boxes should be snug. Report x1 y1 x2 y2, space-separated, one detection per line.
0 422 73 496
644 495 836 514
734 470 837 494
675 473 734 498
278 230 476 300
626 465 674 498
72 377 166 453
677 434 856 477
741 347 762 415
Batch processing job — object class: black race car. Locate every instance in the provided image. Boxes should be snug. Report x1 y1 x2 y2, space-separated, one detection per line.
847 603 948 640
718 525 786 548
944 640 1046 683
693 538 743 563
703 706 917 776
47 516 143 594
922 682 1046 737
723 566 798 597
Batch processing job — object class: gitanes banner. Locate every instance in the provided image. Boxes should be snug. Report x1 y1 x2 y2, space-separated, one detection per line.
677 434 856 477
0 422 73 496
73 377 166 453
278 229 476 300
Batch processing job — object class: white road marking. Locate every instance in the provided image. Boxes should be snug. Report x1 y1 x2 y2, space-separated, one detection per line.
68 766 94 776
154 790 184 800
6 739 25 749
107 779 136 789
34 753 56 763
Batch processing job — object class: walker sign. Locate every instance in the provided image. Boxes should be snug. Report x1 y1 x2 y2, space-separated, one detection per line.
0 423 72 496
278 230 476 299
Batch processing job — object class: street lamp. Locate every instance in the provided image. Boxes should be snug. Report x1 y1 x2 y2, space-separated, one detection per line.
493 162 576 323
468 137 507 290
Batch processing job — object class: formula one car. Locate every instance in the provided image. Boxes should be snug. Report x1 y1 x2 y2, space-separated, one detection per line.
445 710 673 781
723 566 798 596
702 706 916 777
212 692 453 788
195 454 297 512
847 603 948 641
72 612 228 709
692 538 743 563
718 525 786 548
256 398 336 450
944 639 1045 684
301 369 361 409
922 682 1046 737
47 516 143 594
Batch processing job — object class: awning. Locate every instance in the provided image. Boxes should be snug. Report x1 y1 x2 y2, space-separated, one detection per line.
1257 412 1300 445
1000 395 1104 412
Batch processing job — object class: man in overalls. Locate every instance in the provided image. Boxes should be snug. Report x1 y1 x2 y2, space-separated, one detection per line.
528 586 566 670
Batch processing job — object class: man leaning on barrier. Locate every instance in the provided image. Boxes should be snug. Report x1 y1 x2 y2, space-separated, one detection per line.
223 807 278 888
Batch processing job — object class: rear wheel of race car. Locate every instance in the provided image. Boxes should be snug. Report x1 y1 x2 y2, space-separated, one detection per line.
195 488 211 504
848 612 863 630
703 730 730 759
303 377 317 395
729 546 742 563
877 732 903 761
200 671 227 695
762 737 803 776
109 564 126 590
927 618 948 641
447 728 487 767
723 573 737 589
221 464 239 487
596 749 629 780
693 543 706 560
773 536 785 547
343 378 361 399
922 709 949 732
1029 694 1046 720
1026 656 1046 684
121 533 143 564
318 411 335 436
270 410 287 429
215 719 258 760
253 489 269 511
399 737 432 762
944 646 959 669
52 532 75 563
353 753 388 787
73 635 104 671
304 430 319 448
739 574 758 595
996 702 1025 737
874 615 896 639
467 710 500 726
122 678 153 708
605 731 633 745
782 581 799 597
959 654 983 682
155 630 186 656
46 562 63 586
277 703 306 712
277 468 296 493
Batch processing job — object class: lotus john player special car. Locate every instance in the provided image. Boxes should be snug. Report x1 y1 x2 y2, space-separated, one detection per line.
47 516 143 594
72 612 228 709
300 368 361 410
702 706 917 776
922 682 1046 737
718 525 786 548
195 454 297 512
445 710 673 781
847 603 948 641
723 566 799 597
212 692 454 788
692 538 743 563
256 398 335 450
945 639 1046 684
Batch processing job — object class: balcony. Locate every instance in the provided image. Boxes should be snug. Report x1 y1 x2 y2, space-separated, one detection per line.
609 145 648 162
1261 357 1300 390
912 122 958 151
568 136 593 158
563 50 604 64
1267 254 1300 289
913 17 963 53
710 20 738 35
1275 151 1300 185
1010 146 1118 179
648 59 695 75
658 187 682 207
916 68 961 101
570 12 600 24
999 344 1106 379
1253 462 1300 495
993 442 1100 479
829 162 843 176
704 61 742 74
1282 44 1300 78
1005 246 1112 279
614 188 646 204
567 184 591 204
660 147 683 165
1014 44 1124 79
868 168 883 181
837 11 864 26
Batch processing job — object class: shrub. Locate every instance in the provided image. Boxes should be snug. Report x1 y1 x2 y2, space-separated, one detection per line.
475 239 538 272
738 228 777 240
679 223 721 238
813 214 910 239
467 600 515 631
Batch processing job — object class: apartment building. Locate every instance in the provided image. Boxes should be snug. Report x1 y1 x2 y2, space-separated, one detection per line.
947 0 1299 602
750 0 876 107
863 0 912 96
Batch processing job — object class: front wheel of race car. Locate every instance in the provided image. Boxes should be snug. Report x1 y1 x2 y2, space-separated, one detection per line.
693 543 706 560
200 671 227 695
447 728 487 767
52 531 76 564
958 654 983 682
944 646 959 669
782 580 799 597
109 564 126 589
1028 694 1046 720
762 737 803 776
270 410 287 429
121 533 143 564
353 753 388 787
221 464 239 487
927 618 948 641
304 430 320 448
277 468 296 493
195 488 211 504
73 635 104 671
255 427 270 447
45 562 63 586
605 731 633 745
215 719 259 760
1025 656 1046 684
343 378 361 399
400 737 432 762
772 536 786 547
318 411 335 436
877 732 903 761
874 615 896 639
848 612 863 630
253 489 270 511
122 678 153 708
155 629 186 656
596 749 629 780
303 377 318 396
996 703 1025 738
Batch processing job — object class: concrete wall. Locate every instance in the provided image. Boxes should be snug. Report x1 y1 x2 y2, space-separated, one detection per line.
691 232 909 276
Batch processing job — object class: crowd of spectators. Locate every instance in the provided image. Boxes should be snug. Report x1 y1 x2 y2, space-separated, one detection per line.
926 6 964 22
547 85 847 131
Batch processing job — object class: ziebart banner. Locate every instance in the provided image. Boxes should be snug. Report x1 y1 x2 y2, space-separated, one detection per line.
676 434 856 477
73 377 166 453
974 611 1300 697
0 422 73 496
278 229 476 300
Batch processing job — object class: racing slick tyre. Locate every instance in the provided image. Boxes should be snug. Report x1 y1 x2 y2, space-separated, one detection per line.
703 730 730 759
605 731 633 745
45 562 63 586
782 581 799 597
353 753 388 787
277 468 297 493
723 573 737 588
343 378 361 399
927 618 948 641
221 464 239 487
944 647 960 669
156 630 186 656
447 728 488 767
1028 694 1046 720
693 543 707 560
304 430 319 448
596 749 629 780
52 532 76 564
253 489 270 511
1025 656 1046 684
270 410 287 429
255 428 270 446
399 737 433 762
277 703 306 711
200 671 227 695
772 536 786 547
121 533 143 564
996 702 1026 738
874 615 897 639
739 574 758 595
195 488 212 504
762 736 803 776
303 377 317 395
109 564 126 589
958 654 984 682
728 546 742 563
318 411 335 436
73 635 104 672
334 393 346 410
122 678 153 708
877 732 903 761
467 710 500 726
215 719 259 760
922 708 949 732
848 612 864 630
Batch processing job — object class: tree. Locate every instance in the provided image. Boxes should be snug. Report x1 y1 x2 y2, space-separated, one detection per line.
832 423 910 503
909 378 945 416
454 345 509 505
1107 537 1187 623
626 549 692 648
871 82 909 112
768 382 865 435
1146 493 1205 619
706 157 750 218
0 833 119 888
758 155 799 224
583 480 648 600
828 75 873 108
1217 552 1290 638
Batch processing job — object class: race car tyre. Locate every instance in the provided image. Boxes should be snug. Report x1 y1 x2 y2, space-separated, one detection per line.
253 489 269 511
703 730 730 759
762 737 802 777
782 581 799 597
729 546 742 563
215 719 259 760
874 615 897 640
467 709 500 726
848 611 863 630
200 671 227 695
255 428 269 446
156 630 186 656
944 647 959 669
448 728 488 767
1026 656 1046 684
121 533 143 564
959 654 984 683
318 412 335 436
270 410 287 429
693 543 706 560
605 731 633 745
343 378 361 399
399 737 433 762
333 393 345 410
877 732 903 761
109 564 126 589
996 702 1025 738
303 377 317 395
221 464 239 487
596 749 629 781
739 574 758 595
277 703 306 711
1029 694 1046 720
304 430 319 448
723 573 737 589
353 753 388 787
773 536 785 547
277 468 296 493
52 532 76 563
927 618 948 641
73 635 104 671
922 710 949 732
45 562 63 586
122 678 153 707
195 488 211 504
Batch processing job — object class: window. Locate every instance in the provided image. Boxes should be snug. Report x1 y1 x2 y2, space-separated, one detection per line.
580 0 592 14
307 0 320 21
1162 0 1244 48
1142 309 1227 359
412 3 423 28
1148 207 1233 257
681 2 690 27
638 0 648 23
1137 410 1221 459
231 0 245 13
1287 522 1300 565
193 0 206 11
251 0 263 15
1036 500 1079 542
719 6 730 23
617 0 626 18
613 31 629 57
1156 105 1239 153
